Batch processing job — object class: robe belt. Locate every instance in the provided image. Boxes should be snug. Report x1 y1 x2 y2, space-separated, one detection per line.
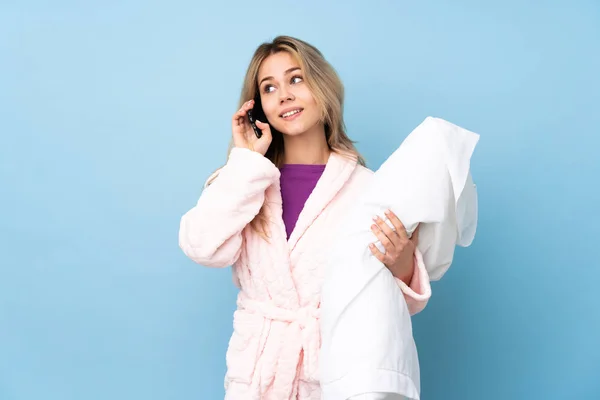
239 298 321 399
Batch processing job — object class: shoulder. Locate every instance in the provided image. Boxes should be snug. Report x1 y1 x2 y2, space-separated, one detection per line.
348 163 374 186
355 163 375 176
331 162 374 206
320 162 373 220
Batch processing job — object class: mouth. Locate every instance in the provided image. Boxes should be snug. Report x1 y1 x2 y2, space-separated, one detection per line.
280 108 304 120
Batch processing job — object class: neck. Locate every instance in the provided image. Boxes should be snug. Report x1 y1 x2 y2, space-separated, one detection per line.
282 124 330 165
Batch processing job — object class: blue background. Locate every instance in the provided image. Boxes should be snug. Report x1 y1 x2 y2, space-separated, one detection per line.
1 1 599 399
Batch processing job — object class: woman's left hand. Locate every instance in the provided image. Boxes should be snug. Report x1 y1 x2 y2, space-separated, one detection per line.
369 210 420 285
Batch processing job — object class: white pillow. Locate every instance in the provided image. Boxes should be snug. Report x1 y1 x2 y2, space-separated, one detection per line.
319 116 480 399
368 115 479 280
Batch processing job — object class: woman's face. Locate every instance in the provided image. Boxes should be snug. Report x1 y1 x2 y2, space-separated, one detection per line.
256 52 322 137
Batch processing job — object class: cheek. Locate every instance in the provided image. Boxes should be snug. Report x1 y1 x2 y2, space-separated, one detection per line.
299 88 320 115
299 86 317 105
261 98 279 120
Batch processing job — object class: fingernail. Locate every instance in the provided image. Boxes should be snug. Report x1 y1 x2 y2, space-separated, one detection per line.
384 209 391 215
372 215 379 221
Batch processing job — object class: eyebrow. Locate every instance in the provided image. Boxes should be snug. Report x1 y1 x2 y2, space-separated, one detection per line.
258 67 301 86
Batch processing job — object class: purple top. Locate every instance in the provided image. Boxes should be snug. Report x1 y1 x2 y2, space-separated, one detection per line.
279 164 326 239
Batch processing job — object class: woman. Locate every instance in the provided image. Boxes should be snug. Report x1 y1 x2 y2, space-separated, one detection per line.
178 35 431 400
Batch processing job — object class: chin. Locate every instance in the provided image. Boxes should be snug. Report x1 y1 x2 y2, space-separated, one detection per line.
271 121 305 136
277 121 322 138
279 128 307 137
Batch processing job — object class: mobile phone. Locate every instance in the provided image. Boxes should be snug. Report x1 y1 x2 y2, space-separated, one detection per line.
247 94 267 139
247 109 262 139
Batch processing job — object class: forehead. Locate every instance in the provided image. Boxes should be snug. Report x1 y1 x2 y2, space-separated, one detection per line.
258 52 300 79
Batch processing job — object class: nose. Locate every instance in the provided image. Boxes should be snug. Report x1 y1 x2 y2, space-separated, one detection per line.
279 86 295 103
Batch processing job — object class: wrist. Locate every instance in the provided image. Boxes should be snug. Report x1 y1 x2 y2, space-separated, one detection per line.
395 259 415 285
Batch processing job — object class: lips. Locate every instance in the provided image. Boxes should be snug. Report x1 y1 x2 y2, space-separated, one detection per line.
280 108 304 119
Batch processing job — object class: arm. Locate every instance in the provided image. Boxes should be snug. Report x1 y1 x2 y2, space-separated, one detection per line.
394 248 431 315
178 147 280 267
370 213 432 315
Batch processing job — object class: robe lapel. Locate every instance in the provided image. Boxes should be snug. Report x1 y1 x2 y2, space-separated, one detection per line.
287 151 357 253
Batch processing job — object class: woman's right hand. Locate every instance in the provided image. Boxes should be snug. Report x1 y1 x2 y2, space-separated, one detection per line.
232 99 272 156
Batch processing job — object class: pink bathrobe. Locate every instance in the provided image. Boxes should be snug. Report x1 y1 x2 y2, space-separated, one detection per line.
179 147 432 400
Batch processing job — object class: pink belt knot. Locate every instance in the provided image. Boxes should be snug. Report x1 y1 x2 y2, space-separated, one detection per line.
239 297 321 399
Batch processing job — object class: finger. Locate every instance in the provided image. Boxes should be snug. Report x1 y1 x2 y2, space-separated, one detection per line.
235 115 245 127
373 215 400 246
371 222 395 250
234 115 248 130
233 107 249 122
232 100 255 121
368 243 389 265
384 209 408 241
233 114 245 129
255 119 272 137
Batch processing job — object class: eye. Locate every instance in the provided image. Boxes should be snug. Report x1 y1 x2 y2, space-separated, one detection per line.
263 84 275 94
291 75 303 84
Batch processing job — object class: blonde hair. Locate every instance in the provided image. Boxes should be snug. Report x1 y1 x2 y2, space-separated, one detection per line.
210 35 365 238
